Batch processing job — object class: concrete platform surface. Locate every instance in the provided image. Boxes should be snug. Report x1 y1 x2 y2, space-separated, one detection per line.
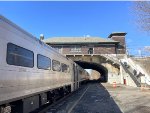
47 83 122 113
47 83 150 113
103 83 150 113
71 83 122 113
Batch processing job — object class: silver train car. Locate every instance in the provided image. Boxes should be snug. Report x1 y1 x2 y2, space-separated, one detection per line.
0 15 89 113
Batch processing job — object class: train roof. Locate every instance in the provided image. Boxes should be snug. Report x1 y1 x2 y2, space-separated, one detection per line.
0 15 70 61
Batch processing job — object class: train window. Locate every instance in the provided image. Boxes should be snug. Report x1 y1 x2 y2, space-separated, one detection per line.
52 60 61 72
37 54 51 70
61 63 68 73
7 43 34 68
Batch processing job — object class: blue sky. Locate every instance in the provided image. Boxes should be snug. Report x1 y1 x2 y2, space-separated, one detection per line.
0 1 150 55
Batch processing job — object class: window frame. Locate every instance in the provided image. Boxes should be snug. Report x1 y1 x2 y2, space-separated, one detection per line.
6 43 34 68
88 47 94 54
52 59 61 72
61 63 69 73
70 46 81 52
37 54 51 70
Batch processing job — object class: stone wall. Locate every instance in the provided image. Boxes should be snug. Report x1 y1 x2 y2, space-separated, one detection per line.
104 63 121 84
90 70 101 80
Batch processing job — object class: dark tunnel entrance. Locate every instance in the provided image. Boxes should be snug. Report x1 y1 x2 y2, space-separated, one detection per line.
75 61 108 82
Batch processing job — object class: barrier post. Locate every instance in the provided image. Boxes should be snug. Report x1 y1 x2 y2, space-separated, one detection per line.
113 82 116 88
141 84 144 91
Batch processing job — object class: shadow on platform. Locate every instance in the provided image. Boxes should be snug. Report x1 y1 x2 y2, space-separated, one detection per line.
71 83 123 113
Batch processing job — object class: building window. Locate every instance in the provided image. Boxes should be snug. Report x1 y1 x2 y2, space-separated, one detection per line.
106 46 111 50
106 48 111 50
52 60 61 72
7 43 34 68
70 46 81 52
88 48 93 54
37 54 51 70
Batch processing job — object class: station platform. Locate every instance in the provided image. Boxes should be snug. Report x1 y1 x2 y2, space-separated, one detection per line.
47 83 121 113
47 83 150 113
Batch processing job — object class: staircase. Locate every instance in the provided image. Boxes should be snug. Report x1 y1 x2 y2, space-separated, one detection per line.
120 62 141 87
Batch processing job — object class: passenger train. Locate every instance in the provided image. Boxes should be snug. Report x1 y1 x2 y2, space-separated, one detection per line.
0 15 89 113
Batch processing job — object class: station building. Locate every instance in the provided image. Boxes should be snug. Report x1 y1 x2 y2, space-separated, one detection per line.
43 32 126 56
43 32 130 85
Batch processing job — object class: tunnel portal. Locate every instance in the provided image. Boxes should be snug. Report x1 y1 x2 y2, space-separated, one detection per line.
75 61 108 82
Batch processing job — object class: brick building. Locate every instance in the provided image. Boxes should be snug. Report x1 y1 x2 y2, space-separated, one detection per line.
43 32 126 55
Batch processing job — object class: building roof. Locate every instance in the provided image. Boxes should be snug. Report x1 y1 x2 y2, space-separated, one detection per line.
108 32 127 38
43 37 119 44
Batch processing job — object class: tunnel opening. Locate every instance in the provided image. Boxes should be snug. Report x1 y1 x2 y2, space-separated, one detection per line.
85 69 101 80
75 61 108 83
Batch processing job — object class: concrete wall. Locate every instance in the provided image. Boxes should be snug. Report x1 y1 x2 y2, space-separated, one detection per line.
131 57 150 76
120 65 137 87
103 63 121 84
66 55 122 84
67 55 106 63
66 54 139 87
127 57 150 85
105 61 137 87
90 70 101 80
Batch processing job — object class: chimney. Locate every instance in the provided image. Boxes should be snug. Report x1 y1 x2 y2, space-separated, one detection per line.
108 32 127 54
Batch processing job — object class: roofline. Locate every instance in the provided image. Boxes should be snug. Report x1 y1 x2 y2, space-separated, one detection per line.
45 42 119 45
108 32 127 38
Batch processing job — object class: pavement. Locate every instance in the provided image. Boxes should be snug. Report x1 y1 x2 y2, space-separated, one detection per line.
103 83 150 113
71 83 122 113
47 83 150 113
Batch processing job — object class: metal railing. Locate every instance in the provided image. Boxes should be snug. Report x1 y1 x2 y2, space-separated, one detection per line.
120 62 141 87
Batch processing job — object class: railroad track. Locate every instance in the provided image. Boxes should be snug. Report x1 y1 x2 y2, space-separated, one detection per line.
32 84 89 113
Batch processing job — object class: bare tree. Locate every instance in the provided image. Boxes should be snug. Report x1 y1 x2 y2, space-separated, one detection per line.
144 46 150 51
132 1 150 32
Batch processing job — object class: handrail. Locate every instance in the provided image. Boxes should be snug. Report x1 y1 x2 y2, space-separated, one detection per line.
120 62 141 87
101 54 120 64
